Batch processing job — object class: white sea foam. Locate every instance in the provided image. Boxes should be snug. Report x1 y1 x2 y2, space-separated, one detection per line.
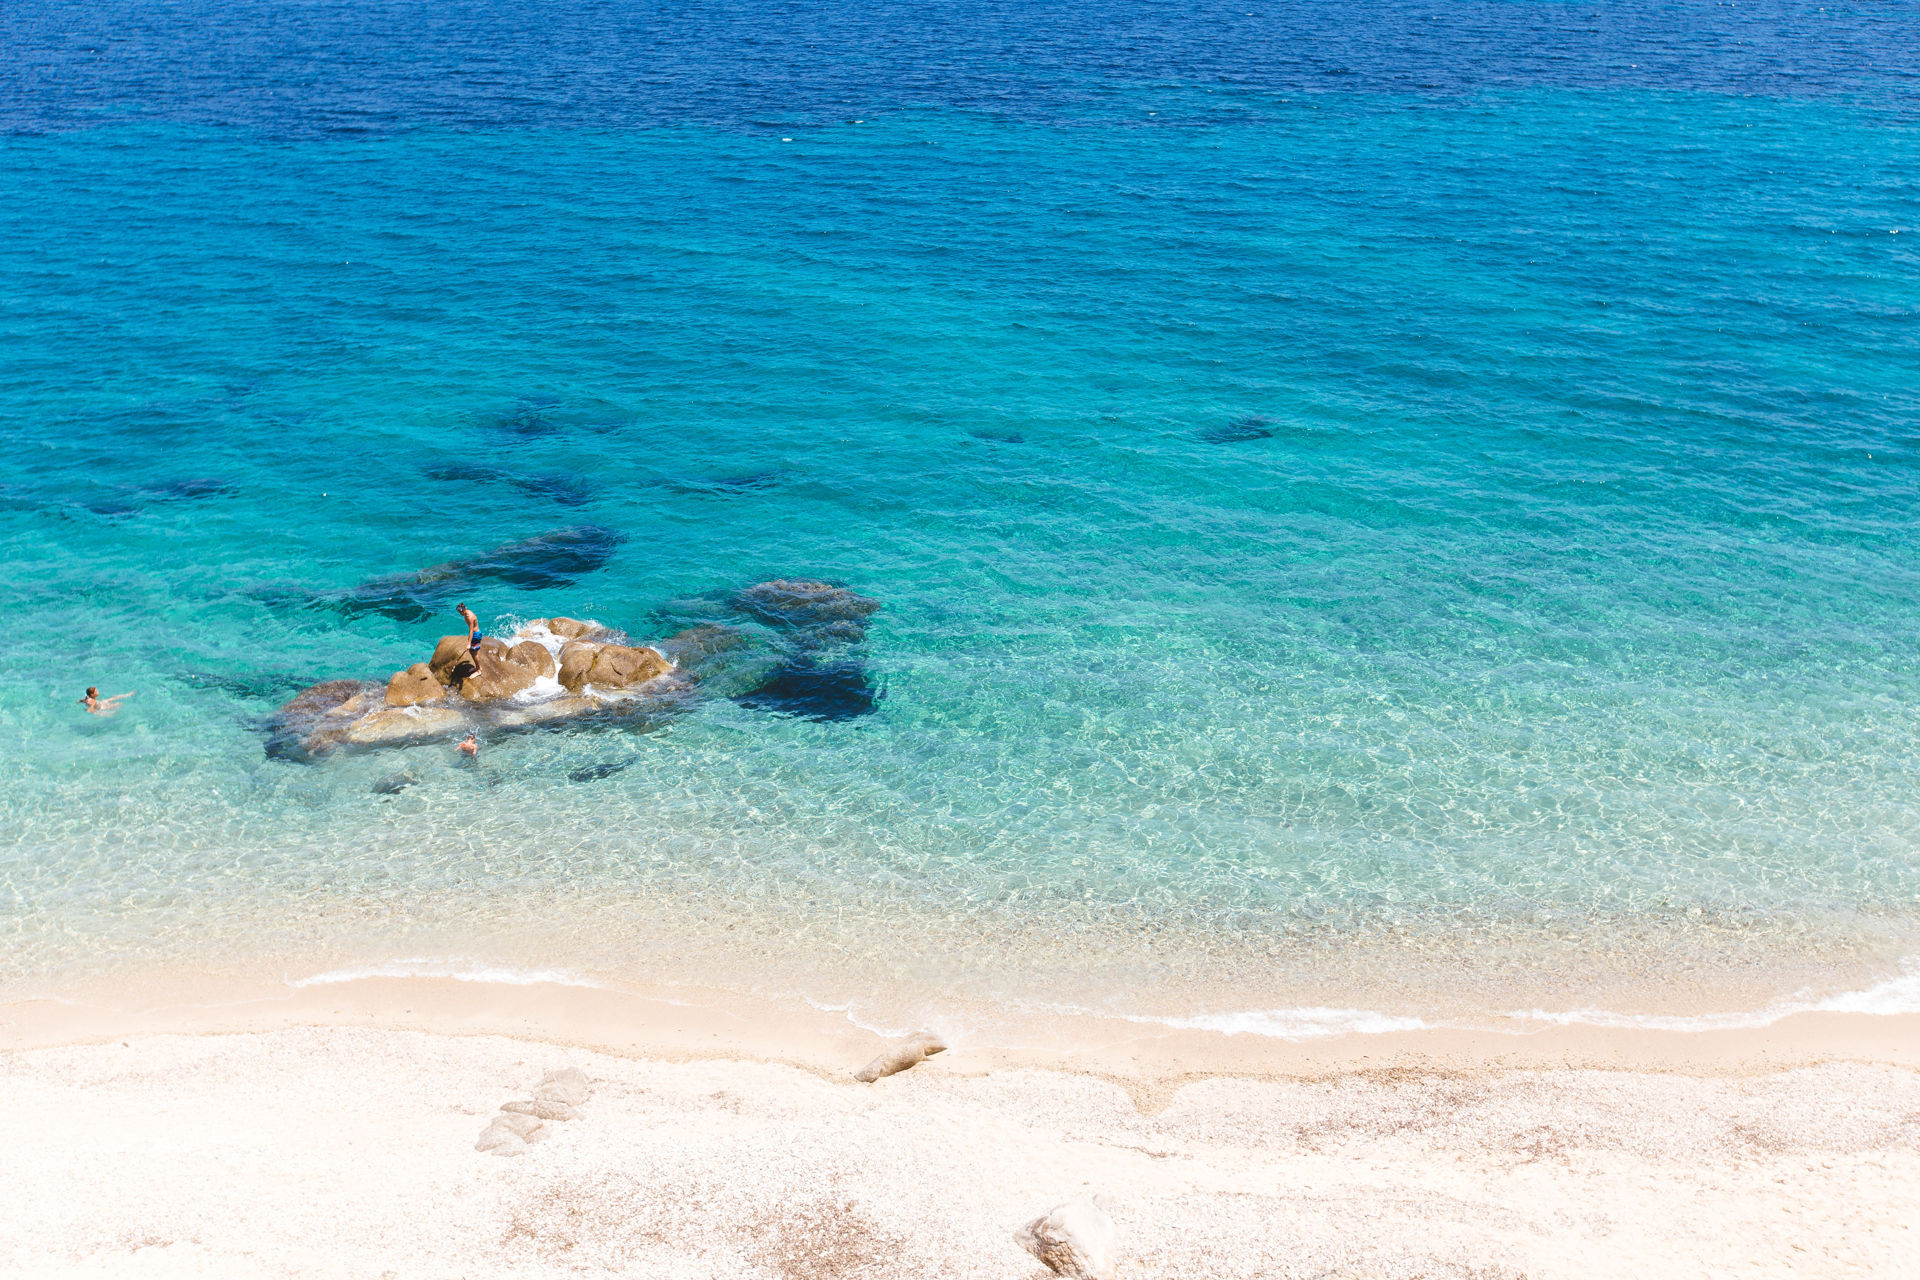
802 996 917 1039
1502 962 1920 1033
287 959 606 989
510 674 566 704
1115 1006 1432 1039
508 621 574 661
1066 961 1920 1041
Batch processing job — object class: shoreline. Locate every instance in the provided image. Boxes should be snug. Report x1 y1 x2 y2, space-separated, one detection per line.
3 976 1916 1277
8 967 1920 1082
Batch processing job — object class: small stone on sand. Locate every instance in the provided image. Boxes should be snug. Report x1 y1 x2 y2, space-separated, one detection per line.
535 1067 591 1107
854 1032 947 1084
1014 1196 1119 1280
502 1098 578 1121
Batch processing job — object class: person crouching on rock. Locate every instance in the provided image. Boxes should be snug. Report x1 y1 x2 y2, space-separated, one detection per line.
457 603 482 669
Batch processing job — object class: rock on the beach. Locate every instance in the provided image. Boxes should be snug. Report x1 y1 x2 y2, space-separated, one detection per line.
854 1032 947 1084
502 1097 578 1121
556 642 669 692
535 1067 592 1107
1014 1197 1119 1280
385 662 445 707
474 1109 549 1156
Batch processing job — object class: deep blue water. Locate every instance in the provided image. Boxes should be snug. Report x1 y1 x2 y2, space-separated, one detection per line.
2 1 1918 1017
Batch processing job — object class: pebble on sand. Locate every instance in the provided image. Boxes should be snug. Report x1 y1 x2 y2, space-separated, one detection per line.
853 1032 947 1083
1014 1196 1119 1280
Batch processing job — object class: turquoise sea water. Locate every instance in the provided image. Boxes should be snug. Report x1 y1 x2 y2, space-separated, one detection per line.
4 2 1919 1024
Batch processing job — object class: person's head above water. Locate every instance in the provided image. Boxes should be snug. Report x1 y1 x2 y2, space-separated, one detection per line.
84 687 97 699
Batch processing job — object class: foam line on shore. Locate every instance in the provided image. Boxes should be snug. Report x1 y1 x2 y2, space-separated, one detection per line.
1503 962 1920 1033
285 960 608 989
1076 962 1920 1042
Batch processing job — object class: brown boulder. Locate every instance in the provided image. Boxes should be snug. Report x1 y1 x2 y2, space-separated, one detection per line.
428 633 480 684
557 642 670 692
508 640 557 680
456 638 547 702
535 616 605 641
385 662 445 707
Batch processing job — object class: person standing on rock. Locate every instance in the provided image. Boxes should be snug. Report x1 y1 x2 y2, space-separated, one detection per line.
457 603 483 669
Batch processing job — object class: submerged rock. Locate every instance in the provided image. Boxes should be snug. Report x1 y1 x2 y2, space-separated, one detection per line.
568 761 629 783
343 705 469 746
264 679 378 760
1198 415 1274 444
733 579 881 635
319 525 625 622
735 657 880 722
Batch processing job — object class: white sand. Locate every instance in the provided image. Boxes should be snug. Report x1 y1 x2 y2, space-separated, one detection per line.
4 1022 1917 1279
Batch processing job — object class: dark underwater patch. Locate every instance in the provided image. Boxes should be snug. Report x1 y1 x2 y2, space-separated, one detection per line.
423 463 594 507
661 472 784 497
489 397 564 437
731 580 881 637
568 761 630 783
1198 416 1275 445
512 473 594 506
179 670 313 703
85 477 236 517
263 679 372 760
372 771 418 795
147 478 235 500
734 657 880 722
321 524 625 621
424 463 507 485
967 428 1026 444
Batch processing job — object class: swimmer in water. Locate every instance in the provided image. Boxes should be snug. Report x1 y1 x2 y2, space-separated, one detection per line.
80 687 133 716
458 732 479 759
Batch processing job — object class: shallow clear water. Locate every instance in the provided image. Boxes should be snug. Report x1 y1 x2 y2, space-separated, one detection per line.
3 0 1919 1024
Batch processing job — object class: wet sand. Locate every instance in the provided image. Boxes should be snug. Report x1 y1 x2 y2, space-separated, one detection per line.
2 976 1917 1278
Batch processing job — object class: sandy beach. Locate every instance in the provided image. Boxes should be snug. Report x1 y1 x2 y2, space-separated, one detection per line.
4 977 1916 1279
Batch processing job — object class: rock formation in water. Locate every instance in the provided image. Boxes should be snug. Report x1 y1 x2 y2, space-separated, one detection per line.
266 579 884 759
